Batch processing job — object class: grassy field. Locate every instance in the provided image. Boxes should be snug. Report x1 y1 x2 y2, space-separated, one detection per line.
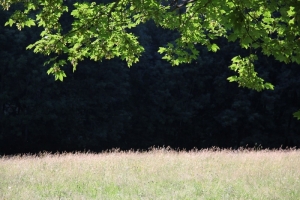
0 147 300 200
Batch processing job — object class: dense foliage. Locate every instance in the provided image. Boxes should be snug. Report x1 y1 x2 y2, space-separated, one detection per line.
1 1 300 153
3 0 300 89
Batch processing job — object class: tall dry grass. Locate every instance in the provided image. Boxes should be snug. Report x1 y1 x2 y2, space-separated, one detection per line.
0 147 300 199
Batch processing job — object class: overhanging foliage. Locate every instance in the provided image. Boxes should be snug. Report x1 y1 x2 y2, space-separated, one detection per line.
1 0 300 115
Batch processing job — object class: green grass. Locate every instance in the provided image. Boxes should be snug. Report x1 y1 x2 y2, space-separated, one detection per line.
0 147 300 199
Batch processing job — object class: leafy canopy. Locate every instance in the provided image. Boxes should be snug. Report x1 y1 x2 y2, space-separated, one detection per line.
1 0 300 88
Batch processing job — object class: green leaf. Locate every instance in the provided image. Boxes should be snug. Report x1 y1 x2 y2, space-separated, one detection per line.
5 19 15 26
227 76 238 82
287 6 296 17
293 110 300 120
210 43 220 52
263 83 274 90
56 72 67 81
25 19 35 27
158 47 167 54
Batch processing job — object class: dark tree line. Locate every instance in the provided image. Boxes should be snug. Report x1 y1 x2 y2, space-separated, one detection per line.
1 7 300 155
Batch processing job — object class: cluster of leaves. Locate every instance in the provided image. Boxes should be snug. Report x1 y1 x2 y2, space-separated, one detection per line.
2 0 300 88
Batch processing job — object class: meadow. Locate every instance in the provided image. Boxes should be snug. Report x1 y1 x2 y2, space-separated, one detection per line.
0 147 299 200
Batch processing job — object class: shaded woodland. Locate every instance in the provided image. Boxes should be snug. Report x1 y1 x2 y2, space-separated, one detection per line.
1 5 300 154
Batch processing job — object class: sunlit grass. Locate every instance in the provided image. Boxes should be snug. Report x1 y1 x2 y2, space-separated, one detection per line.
0 147 300 199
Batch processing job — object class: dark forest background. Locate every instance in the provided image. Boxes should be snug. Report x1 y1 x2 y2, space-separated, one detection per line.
1 3 300 155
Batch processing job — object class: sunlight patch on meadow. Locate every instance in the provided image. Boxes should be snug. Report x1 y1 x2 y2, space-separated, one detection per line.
0 147 300 199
